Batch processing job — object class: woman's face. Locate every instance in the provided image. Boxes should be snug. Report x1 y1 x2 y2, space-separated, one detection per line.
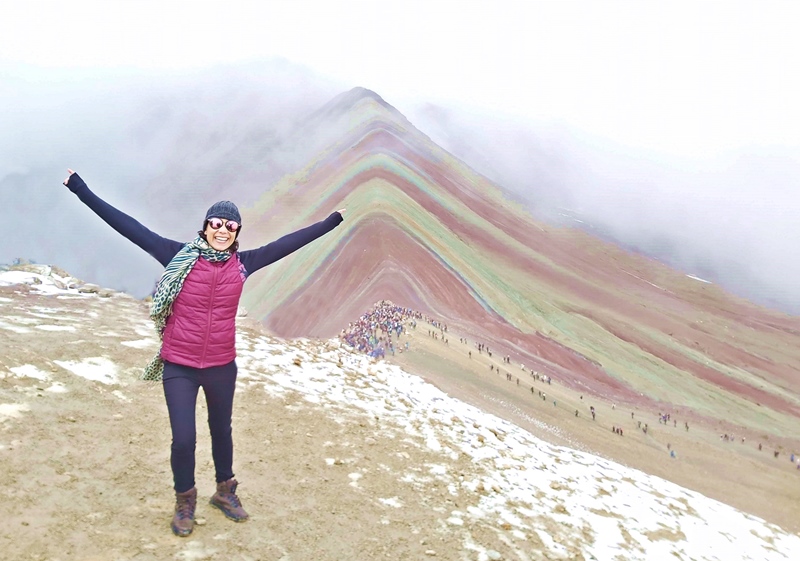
204 218 239 251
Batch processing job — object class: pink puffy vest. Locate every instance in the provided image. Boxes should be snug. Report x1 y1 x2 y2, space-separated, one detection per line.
160 254 245 368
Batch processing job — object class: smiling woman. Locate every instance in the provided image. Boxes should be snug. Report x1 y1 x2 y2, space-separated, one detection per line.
200 202 242 252
61 168 345 538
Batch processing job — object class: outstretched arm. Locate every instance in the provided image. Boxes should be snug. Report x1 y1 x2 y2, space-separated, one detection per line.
239 210 345 275
63 169 183 267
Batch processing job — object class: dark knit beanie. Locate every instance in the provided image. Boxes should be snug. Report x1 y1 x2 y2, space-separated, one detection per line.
205 201 241 224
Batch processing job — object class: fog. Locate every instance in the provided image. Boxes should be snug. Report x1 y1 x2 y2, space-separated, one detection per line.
1 61 345 297
407 104 800 314
3 60 799 315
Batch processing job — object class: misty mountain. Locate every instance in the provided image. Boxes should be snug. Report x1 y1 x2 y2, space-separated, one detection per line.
406 103 800 315
228 88 800 447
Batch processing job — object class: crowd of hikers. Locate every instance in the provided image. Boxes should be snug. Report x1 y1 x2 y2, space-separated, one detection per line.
340 301 800 470
339 300 424 358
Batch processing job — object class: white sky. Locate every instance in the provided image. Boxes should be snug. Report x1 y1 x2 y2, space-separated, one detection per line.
2 0 799 158
3 1 800 312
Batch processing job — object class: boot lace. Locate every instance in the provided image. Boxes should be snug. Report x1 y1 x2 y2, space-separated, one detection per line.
225 491 242 508
176 497 194 520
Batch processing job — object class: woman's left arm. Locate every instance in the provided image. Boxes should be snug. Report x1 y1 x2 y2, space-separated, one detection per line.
239 210 345 275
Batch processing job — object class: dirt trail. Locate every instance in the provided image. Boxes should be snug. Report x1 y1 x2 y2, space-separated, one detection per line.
390 324 800 533
1 282 799 561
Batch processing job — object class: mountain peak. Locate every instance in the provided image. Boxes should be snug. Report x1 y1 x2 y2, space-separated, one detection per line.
340 86 386 105
309 86 402 122
332 86 393 109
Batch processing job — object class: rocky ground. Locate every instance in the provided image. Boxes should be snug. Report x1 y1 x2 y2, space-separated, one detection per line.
1 267 799 561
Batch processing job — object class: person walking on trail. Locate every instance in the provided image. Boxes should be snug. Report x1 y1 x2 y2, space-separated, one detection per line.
63 169 345 537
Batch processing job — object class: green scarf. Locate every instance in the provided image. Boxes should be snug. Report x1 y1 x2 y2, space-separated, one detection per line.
142 237 233 381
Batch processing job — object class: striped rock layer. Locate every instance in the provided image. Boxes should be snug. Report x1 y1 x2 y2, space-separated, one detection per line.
239 88 800 439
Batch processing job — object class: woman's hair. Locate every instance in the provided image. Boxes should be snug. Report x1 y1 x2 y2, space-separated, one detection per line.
199 221 240 253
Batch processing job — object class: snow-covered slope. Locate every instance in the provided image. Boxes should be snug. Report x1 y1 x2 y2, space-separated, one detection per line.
1 269 798 560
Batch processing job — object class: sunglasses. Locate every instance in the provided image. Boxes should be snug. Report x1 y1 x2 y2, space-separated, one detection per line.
207 218 240 232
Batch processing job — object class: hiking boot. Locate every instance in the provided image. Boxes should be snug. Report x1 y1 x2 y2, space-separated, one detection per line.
171 487 197 537
209 478 249 522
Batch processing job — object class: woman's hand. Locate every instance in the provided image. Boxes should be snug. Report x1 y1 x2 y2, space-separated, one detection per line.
337 208 346 215
63 168 75 186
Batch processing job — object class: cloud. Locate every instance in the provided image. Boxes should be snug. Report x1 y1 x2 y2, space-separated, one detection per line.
0 60 343 297
4 55 799 316
407 103 800 314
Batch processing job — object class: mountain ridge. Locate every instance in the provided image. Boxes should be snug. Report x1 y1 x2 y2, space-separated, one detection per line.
234 88 800 439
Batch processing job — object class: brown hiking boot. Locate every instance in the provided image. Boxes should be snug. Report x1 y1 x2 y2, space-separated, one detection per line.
171 487 197 537
209 479 249 522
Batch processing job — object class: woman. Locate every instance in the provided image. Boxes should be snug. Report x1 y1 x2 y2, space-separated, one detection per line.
63 169 344 537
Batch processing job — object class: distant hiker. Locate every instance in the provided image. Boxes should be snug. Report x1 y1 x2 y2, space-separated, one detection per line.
62 169 344 537
575 409 579 417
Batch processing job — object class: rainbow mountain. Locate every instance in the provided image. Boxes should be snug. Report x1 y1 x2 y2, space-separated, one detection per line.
238 88 800 439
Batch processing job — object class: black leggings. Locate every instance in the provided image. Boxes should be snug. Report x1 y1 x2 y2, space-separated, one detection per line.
162 360 237 493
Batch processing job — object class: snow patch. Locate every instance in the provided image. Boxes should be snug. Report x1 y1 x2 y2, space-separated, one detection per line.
9 364 50 381
121 339 156 349
687 274 712 284
379 497 403 508
0 320 31 333
0 403 30 421
45 382 68 393
35 325 77 332
54 357 119 385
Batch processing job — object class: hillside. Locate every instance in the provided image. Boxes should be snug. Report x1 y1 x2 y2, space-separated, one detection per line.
1 267 799 560
235 88 800 447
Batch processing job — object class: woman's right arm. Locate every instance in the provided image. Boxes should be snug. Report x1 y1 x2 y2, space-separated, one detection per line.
63 170 183 267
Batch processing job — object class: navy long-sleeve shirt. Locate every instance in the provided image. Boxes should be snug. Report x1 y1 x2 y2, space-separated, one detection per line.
65 173 343 277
